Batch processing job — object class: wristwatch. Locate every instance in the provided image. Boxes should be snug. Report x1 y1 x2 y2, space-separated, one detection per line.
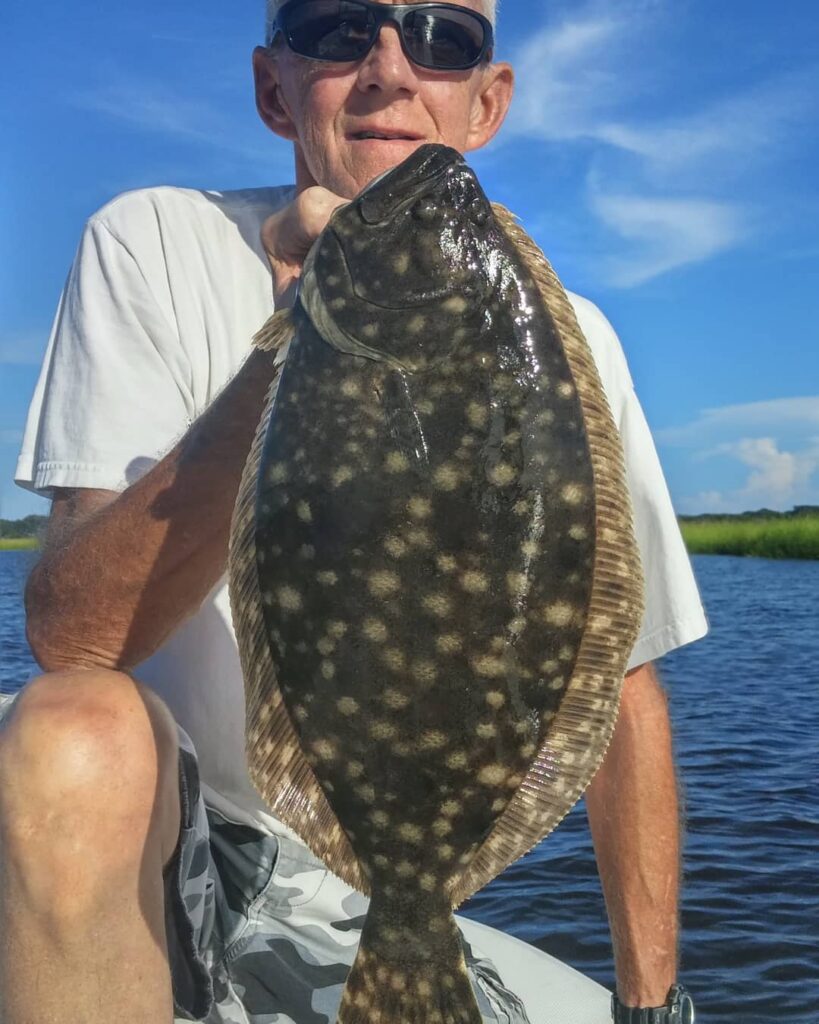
611 984 695 1023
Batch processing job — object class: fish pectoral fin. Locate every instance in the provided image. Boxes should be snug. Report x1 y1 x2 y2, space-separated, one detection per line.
252 308 295 353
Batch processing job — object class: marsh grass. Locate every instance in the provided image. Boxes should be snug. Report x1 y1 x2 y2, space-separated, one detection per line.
679 515 819 560
0 538 39 551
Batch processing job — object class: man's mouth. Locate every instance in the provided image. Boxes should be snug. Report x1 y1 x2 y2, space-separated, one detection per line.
350 130 424 141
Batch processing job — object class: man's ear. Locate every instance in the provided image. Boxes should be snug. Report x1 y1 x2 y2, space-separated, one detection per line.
464 61 514 153
253 45 299 142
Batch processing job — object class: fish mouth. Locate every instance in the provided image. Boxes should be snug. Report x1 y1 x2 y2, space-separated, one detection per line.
358 143 464 225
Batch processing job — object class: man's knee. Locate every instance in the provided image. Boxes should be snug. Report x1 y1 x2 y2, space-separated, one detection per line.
0 669 180 864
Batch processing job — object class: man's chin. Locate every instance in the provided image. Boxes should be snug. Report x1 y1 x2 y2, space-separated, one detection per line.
347 138 430 192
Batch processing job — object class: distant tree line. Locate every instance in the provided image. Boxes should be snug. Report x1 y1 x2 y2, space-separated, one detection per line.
2 507 817 542
0 515 48 539
678 505 819 523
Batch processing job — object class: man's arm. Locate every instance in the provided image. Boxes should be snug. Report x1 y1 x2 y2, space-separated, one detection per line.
25 187 348 673
25 346 279 671
584 661 680 1007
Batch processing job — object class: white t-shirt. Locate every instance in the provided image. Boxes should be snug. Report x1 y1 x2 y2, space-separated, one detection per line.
16 185 707 835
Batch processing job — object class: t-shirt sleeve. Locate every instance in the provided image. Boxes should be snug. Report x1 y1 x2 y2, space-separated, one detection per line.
568 293 708 668
16 211 194 496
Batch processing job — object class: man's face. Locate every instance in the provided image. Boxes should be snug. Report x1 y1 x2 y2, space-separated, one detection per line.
254 0 513 198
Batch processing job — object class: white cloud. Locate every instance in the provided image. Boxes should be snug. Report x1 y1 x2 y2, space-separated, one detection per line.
588 190 748 287
501 3 817 285
658 396 819 446
662 397 819 511
722 437 819 501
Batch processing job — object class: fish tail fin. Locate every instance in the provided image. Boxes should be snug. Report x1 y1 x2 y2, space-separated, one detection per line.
338 891 482 1024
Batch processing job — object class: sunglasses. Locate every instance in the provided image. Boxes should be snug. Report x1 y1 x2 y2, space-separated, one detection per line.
268 0 494 72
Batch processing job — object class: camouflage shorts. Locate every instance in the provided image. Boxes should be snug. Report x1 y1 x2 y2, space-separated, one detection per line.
170 726 531 1024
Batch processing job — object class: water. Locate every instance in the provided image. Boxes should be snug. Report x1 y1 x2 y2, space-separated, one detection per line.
1 550 817 1021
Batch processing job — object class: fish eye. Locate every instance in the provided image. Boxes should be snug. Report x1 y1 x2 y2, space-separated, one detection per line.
412 197 443 226
469 199 489 226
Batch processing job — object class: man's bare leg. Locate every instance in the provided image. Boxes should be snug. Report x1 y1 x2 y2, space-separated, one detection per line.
0 670 182 1024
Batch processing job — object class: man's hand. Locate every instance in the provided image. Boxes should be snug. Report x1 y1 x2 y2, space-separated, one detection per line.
261 186 347 306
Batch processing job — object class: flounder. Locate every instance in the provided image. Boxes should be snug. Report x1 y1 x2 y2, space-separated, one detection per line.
229 144 644 1024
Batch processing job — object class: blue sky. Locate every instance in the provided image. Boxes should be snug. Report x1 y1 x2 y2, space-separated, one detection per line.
2 0 818 520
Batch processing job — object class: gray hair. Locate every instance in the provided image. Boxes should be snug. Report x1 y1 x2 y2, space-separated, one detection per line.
265 0 498 43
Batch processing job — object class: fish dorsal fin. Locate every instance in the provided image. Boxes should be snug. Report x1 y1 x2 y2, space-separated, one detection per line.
450 205 646 907
229 311 369 896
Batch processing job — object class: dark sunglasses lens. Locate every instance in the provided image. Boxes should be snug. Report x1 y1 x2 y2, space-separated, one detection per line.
284 1 374 60
403 8 486 68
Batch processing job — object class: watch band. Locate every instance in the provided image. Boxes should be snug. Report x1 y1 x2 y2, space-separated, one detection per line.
611 984 696 1024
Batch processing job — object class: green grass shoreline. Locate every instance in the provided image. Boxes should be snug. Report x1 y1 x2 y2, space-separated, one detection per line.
0 538 39 551
679 514 819 560
3 515 818 560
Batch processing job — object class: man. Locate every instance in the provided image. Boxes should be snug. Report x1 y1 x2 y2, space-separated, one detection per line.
0 1 706 1022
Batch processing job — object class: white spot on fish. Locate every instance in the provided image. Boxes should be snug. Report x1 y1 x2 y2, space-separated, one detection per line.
277 586 302 611
382 688 410 710
384 535 408 558
419 731 447 751
411 660 438 685
477 764 507 785
433 463 460 491
561 483 587 505
369 570 400 597
460 570 489 594
337 696 359 715
543 601 576 627
398 823 424 844
267 462 288 483
486 691 506 709
407 496 432 519
332 465 354 487
435 633 462 654
488 463 516 487
312 739 336 761
385 451 410 473
422 593 451 617
466 401 487 428
297 500 312 522
362 618 388 643
382 648 406 671
317 570 338 586
472 654 505 677
371 721 396 741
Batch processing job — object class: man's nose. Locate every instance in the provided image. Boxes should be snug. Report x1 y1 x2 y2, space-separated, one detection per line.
355 22 420 95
